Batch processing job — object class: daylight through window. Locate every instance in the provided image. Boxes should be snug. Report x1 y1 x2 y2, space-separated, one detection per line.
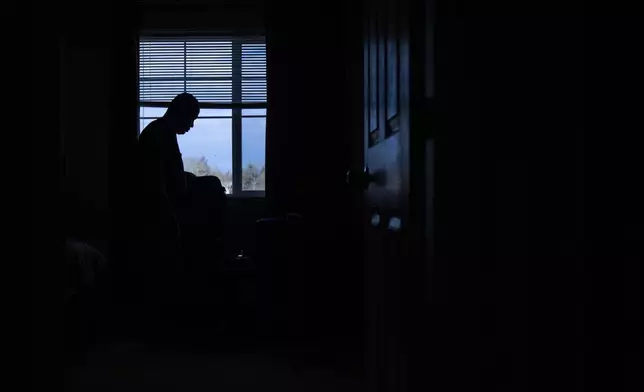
138 36 266 195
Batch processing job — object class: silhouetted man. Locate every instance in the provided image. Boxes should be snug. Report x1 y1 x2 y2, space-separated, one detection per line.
136 93 228 282
138 93 200 211
135 94 200 281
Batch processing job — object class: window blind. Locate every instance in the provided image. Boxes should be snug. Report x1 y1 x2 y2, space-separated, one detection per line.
139 36 266 104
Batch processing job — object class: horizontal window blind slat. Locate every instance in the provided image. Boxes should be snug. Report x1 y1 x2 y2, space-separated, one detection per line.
139 36 266 104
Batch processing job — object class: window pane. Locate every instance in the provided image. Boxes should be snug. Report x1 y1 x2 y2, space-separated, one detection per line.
139 41 185 78
186 40 232 78
179 118 233 194
140 118 156 132
140 106 167 118
140 107 232 118
242 108 267 116
199 108 232 117
242 117 266 191
186 80 232 103
242 43 266 77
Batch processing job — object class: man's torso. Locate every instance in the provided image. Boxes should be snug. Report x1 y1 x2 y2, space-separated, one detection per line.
137 118 186 203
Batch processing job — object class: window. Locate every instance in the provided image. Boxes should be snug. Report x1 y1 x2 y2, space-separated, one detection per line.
138 36 266 196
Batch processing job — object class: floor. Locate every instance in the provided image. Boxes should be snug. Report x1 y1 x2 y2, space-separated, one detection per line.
64 256 365 392
65 339 364 392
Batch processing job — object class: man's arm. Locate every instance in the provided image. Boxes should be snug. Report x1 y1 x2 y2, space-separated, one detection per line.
160 135 188 207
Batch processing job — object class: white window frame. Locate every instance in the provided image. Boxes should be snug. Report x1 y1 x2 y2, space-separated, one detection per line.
138 35 266 197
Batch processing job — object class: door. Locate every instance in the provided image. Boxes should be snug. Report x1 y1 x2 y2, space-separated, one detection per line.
351 0 433 390
362 0 411 389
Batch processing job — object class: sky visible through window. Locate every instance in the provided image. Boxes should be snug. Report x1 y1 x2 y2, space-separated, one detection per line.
140 109 266 174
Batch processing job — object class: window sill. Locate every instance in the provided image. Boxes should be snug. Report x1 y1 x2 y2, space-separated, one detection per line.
227 191 265 199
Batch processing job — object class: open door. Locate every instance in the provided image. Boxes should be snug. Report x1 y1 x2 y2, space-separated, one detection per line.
363 0 411 388
348 0 433 390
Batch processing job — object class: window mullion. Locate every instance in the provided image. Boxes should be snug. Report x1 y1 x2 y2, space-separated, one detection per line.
232 39 243 194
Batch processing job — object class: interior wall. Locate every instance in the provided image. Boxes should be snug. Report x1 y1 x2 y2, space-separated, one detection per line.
60 12 113 253
263 0 365 347
138 1 264 34
60 41 110 210
430 11 585 391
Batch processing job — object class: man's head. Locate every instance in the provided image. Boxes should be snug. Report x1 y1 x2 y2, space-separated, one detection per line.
165 93 200 134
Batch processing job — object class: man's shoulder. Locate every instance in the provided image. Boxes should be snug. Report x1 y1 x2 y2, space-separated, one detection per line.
140 118 163 136
139 119 171 144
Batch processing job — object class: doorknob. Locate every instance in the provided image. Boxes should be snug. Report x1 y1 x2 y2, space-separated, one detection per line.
346 166 376 190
